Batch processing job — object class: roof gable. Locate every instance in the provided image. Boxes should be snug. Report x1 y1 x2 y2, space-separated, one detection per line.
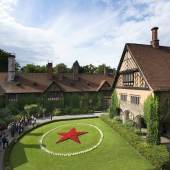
97 80 111 91
44 81 63 92
127 43 170 91
113 44 151 90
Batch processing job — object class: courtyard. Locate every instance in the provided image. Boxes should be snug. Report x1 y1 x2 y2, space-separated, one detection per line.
9 118 154 170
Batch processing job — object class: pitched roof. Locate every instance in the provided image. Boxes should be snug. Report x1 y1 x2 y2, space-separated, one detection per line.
116 43 170 91
72 60 80 68
0 72 114 94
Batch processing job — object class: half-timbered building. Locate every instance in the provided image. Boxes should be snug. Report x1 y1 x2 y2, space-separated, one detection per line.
0 57 114 109
113 27 170 135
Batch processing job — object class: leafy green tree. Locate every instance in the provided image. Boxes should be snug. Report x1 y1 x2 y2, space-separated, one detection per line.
144 95 160 144
96 64 106 74
54 63 71 73
109 91 119 118
95 64 115 74
24 104 39 116
80 64 97 74
21 64 47 73
15 61 21 72
0 49 10 72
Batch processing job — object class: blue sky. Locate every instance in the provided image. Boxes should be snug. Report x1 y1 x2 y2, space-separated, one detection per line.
0 0 170 68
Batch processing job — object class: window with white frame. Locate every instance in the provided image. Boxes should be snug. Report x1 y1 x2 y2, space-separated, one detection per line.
47 91 60 101
123 73 134 86
130 95 140 105
120 94 127 101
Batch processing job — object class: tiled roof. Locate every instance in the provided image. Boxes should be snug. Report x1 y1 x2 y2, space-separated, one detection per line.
0 72 114 94
127 43 170 91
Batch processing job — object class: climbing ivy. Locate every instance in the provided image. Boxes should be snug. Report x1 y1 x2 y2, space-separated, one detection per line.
109 91 119 118
144 95 160 144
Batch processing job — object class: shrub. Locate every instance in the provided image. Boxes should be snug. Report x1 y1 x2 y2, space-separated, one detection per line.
6 103 20 115
37 106 46 117
123 119 134 128
70 108 81 115
144 95 160 144
100 114 170 170
113 116 122 122
52 108 62 116
24 104 39 116
109 91 119 118
61 107 72 115
0 118 7 130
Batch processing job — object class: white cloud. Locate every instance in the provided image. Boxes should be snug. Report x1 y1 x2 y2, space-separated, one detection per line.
0 0 170 68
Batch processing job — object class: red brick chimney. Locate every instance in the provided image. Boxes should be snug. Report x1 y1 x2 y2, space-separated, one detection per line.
151 27 159 48
47 62 53 80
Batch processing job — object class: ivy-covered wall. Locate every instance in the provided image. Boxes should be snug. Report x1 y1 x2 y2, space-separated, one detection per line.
156 91 170 136
1 91 111 114
144 95 160 144
0 95 5 108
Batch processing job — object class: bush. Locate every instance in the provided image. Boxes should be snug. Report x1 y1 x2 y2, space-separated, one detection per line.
52 108 62 116
100 114 170 170
24 104 39 116
37 106 46 117
144 95 160 144
123 119 134 128
61 107 72 115
109 91 119 118
113 116 122 122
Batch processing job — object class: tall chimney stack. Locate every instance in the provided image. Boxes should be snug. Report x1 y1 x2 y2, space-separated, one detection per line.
8 54 15 82
151 27 159 48
47 62 53 80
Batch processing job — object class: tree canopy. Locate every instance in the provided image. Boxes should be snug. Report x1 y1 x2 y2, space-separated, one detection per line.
17 62 115 74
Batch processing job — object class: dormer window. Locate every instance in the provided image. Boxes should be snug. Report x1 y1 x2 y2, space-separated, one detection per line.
123 73 134 86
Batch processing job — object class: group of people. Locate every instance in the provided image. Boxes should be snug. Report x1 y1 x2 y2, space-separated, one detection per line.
0 115 37 151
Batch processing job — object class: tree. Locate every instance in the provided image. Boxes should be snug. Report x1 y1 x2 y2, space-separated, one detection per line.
21 64 47 73
109 91 119 118
15 61 21 72
95 64 115 74
24 104 39 116
54 63 71 73
80 64 96 74
144 95 160 144
0 49 10 72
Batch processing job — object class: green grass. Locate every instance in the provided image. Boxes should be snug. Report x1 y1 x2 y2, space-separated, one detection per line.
9 118 154 170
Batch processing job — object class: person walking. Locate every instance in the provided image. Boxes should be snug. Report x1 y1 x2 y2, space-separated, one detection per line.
2 133 9 149
0 132 2 151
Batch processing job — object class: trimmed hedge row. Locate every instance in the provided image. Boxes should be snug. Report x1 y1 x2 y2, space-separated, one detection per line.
3 116 98 170
100 114 170 170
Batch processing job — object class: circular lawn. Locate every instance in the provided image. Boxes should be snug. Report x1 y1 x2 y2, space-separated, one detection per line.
9 118 154 170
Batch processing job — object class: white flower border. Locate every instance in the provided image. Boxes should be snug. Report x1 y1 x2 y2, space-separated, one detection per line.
39 123 103 156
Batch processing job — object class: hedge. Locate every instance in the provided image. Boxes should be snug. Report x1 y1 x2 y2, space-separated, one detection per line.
144 95 160 144
109 91 119 118
100 114 170 170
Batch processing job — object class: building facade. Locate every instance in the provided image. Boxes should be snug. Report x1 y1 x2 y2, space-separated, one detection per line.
0 58 114 110
113 27 170 135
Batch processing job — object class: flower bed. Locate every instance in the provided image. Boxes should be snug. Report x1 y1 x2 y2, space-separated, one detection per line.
40 123 103 156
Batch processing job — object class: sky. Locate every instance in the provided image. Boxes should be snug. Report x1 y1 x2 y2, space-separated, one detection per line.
0 0 170 68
